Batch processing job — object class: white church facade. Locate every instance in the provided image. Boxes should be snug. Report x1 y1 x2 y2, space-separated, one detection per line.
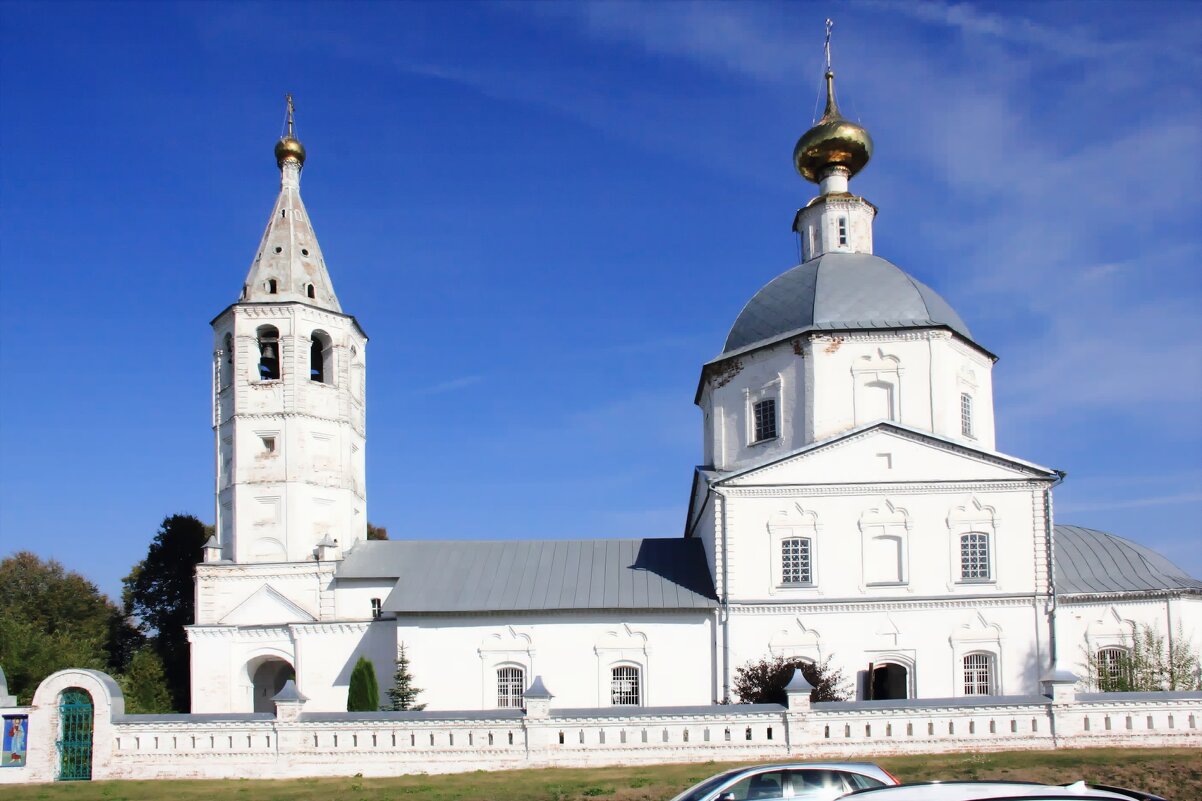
187 82 1202 716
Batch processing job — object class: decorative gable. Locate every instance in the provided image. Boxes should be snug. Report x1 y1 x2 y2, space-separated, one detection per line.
721 425 1053 487
218 584 317 626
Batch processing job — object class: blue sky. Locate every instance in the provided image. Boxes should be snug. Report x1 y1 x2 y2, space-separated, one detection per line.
1 1 1199 602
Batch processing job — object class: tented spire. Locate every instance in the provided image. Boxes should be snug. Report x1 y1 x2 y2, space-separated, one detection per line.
241 95 341 311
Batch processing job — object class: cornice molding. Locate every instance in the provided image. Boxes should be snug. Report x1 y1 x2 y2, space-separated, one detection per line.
729 595 1036 615
722 481 1041 498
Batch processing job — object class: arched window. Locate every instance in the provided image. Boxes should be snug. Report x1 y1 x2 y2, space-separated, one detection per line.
267 278 278 294
306 284 316 299
960 392 973 437
310 331 332 383
496 666 525 708
256 326 280 380
959 532 990 581
611 665 641 706
963 652 995 695
1097 647 1131 691
781 537 812 585
221 333 234 387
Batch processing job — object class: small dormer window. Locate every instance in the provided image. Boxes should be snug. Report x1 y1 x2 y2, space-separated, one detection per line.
837 216 848 247
370 598 382 619
753 398 778 443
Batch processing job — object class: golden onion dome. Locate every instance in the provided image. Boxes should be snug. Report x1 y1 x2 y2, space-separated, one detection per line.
793 70 872 183
275 135 306 168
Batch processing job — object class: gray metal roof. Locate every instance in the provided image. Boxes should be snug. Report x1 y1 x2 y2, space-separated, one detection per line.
1054 525 1202 595
723 252 973 354
339 539 718 613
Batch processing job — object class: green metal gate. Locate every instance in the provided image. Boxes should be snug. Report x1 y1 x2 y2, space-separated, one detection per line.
56 688 93 781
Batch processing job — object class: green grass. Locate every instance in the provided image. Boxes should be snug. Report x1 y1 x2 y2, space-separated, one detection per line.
5 747 1197 801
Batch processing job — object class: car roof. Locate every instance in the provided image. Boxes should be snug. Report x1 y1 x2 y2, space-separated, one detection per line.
845 781 1146 800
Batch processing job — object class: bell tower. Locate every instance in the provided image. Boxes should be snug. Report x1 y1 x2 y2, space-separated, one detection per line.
210 96 368 565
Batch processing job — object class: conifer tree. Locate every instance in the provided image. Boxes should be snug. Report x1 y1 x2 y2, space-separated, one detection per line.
347 656 379 712
384 643 426 711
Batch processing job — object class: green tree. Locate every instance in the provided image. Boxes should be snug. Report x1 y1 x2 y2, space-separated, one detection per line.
0 552 140 703
117 647 173 713
1085 624 1202 692
366 523 389 540
123 514 210 711
733 654 851 704
347 656 379 712
384 643 426 711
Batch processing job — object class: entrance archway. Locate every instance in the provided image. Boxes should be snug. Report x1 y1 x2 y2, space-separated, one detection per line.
869 663 909 701
250 659 295 712
56 687 93 781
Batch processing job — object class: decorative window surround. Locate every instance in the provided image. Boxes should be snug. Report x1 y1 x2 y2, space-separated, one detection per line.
767 505 820 595
859 500 910 587
744 376 783 447
479 627 534 710
950 612 1004 697
851 350 902 425
595 625 649 707
947 497 999 589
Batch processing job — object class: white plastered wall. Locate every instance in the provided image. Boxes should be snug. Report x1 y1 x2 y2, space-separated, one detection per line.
394 612 716 710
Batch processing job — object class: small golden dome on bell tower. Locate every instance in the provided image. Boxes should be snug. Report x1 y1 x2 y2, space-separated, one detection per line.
274 93 306 168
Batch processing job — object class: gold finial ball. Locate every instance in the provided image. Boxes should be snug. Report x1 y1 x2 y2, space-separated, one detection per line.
275 136 306 167
793 116 873 183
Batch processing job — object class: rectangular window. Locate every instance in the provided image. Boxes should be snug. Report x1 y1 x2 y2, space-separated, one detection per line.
960 533 990 580
781 537 812 584
611 666 640 705
496 667 525 708
753 398 778 443
370 598 382 619
837 216 848 247
963 653 995 695
960 392 973 437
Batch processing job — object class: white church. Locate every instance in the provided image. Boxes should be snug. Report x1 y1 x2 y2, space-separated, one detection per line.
187 78 1202 716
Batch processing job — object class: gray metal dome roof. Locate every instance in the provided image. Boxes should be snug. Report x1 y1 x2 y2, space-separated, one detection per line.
723 252 973 354
1054 525 1202 595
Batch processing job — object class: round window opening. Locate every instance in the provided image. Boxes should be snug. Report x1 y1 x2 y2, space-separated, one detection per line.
274 246 282 254
301 248 309 256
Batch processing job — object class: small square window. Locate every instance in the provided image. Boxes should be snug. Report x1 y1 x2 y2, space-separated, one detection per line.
261 436 276 453
753 398 778 443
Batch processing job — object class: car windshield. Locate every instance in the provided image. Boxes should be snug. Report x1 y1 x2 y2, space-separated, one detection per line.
669 770 745 801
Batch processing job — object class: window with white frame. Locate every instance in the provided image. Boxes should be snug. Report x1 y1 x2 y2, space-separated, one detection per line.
496 666 525 708
960 392 973 438
781 537 812 585
610 665 641 705
962 652 995 695
837 216 849 247
959 532 990 581
753 398 778 443
1096 647 1130 691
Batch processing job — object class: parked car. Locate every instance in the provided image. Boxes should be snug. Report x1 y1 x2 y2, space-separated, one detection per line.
840 780 1168 800
667 762 900 801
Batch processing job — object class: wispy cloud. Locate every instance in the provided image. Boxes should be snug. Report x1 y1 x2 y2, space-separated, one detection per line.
1057 492 1202 514
413 375 483 395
